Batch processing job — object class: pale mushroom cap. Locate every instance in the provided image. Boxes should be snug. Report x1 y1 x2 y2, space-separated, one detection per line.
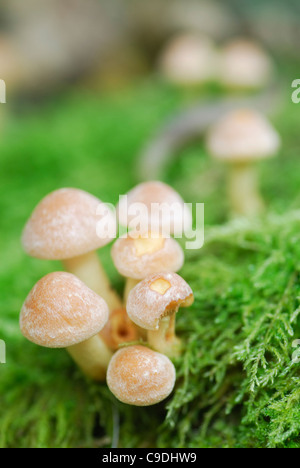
127 272 194 330
111 232 184 280
117 181 192 235
107 345 176 406
22 188 116 260
219 39 273 89
20 272 109 348
206 109 281 163
159 33 217 85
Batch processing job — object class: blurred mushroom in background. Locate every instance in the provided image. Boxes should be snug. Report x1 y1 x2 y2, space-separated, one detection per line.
206 109 281 218
219 38 274 91
159 33 218 90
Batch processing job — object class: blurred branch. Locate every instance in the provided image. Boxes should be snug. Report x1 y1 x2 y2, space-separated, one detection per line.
138 84 283 181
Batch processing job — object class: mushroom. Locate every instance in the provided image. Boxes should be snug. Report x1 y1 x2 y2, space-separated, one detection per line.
206 109 281 217
22 188 122 311
219 38 274 90
127 272 194 357
20 272 112 381
100 307 139 351
111 231 184 303
117 181 192 237
107 345 176 406
159 33 217 88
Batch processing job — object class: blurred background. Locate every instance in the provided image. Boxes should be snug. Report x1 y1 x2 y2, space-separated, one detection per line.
1 0 299 265
1 0 300 94
1 0 300 448
0 0 299 218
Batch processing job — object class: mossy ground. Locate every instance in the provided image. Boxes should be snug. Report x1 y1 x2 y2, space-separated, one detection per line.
0 67 299 448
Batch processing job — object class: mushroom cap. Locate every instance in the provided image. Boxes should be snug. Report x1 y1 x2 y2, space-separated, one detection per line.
20 272 109 348
206 109 281 163
117 181 192 236
127 272 194 330
159 33 217 85
219 38 273 89
111 232 184 280
22 188 116 260
107 345 176 406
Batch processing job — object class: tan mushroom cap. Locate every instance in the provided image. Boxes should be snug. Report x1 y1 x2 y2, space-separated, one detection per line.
127 272 194 330
219 39 273 89
117 181 192 235
22 188 116 260
159 33 217 85
107 345 176 406
206 109 280 163
20 272 109 348
111 232 184 280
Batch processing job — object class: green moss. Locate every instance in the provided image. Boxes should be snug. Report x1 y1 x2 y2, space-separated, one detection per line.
0 74 300 447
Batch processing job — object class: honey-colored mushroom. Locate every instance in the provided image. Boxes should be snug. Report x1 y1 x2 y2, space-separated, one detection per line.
22 188 122 311
20 272 112 381
127 272 194 357
100 307 139 351
111 231 184 303
107 345 176 406
117 181 192 237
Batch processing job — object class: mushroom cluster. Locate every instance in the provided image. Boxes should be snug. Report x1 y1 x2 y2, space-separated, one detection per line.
20 182 194 407
159 34 274 92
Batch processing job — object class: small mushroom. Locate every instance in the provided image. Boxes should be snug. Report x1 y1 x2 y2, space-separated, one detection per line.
0 36 28 92
219 38 274 90
159 33 217 88
117 181 192 237
100 307 139 351
206 109 281 217
111 231 184 302
107 345 176 406
22 188 122 311
127 272 194 357
20 272 112 381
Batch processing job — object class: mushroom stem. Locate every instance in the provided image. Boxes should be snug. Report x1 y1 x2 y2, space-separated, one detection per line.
124 278 140 303
228 162 265 218
148 313 181 358
67 334 112 381
63 251 122 311
124 279 147 340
